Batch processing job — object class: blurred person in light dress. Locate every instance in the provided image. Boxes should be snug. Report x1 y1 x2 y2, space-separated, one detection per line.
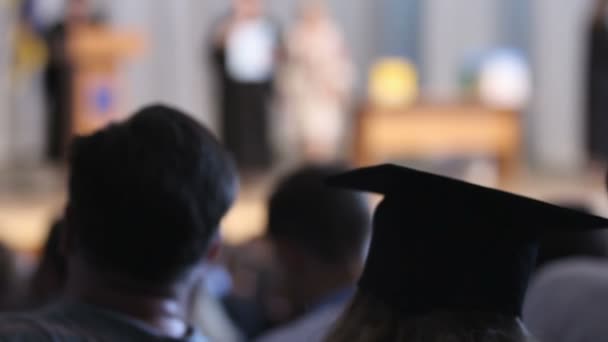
278 0 354 163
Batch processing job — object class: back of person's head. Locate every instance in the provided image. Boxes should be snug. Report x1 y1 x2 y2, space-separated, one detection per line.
67 104 238 285
326 291 537 342
267 164 370 267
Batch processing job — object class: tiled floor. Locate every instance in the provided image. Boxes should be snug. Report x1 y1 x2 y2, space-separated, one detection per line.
0 164 607 253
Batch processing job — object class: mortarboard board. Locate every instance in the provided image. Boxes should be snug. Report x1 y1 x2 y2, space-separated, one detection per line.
327 164 608 317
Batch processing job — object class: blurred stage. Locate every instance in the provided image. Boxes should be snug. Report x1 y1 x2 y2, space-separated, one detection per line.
1 164 607 255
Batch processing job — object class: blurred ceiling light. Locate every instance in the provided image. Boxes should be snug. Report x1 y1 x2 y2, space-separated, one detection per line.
478 49 531 110
368 57 418 108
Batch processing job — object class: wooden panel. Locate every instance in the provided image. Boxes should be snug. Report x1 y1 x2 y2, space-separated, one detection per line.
70 25 145 137
356 104 521 179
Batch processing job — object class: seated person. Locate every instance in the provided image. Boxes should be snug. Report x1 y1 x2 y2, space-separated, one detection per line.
524 258 608 342
257 165 371 342
0 104 238 341
524 201 608 342
323 164 608 342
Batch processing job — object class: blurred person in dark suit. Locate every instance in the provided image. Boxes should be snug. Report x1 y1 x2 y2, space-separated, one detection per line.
210 0 280 172
0 104 238 341
587 0 608 162
256 165 371 342
42 0 92 161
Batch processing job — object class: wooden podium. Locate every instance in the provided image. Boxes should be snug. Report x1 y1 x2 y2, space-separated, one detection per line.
69 24 145 137
355 103 521 181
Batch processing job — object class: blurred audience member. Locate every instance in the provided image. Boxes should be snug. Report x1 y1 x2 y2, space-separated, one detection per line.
324 164 608 342
587 0 608 163
24 218 67 308
279 1 354 162
211 0 279 172
524 259 608 342
524 201 608 342
0 104 238 341
257 165 371 342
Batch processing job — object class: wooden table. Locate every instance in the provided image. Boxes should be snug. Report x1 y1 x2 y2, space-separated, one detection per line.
355 104 521 180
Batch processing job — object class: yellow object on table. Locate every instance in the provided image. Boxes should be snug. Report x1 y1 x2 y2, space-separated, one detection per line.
368 58 418 109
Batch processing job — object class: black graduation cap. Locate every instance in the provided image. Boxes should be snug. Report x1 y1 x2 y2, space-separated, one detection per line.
327 164 608 317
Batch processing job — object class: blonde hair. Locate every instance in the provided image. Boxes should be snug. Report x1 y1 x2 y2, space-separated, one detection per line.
326 292 537 342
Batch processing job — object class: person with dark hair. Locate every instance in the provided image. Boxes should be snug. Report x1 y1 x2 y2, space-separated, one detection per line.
324 164 608 342
257 165 371 342
0 104 238 341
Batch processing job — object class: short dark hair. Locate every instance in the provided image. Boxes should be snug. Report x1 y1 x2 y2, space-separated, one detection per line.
67 104 238 283
267 164 370 265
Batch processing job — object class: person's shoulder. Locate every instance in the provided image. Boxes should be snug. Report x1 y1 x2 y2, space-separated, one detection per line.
256 304 343 342
0 313 55 341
